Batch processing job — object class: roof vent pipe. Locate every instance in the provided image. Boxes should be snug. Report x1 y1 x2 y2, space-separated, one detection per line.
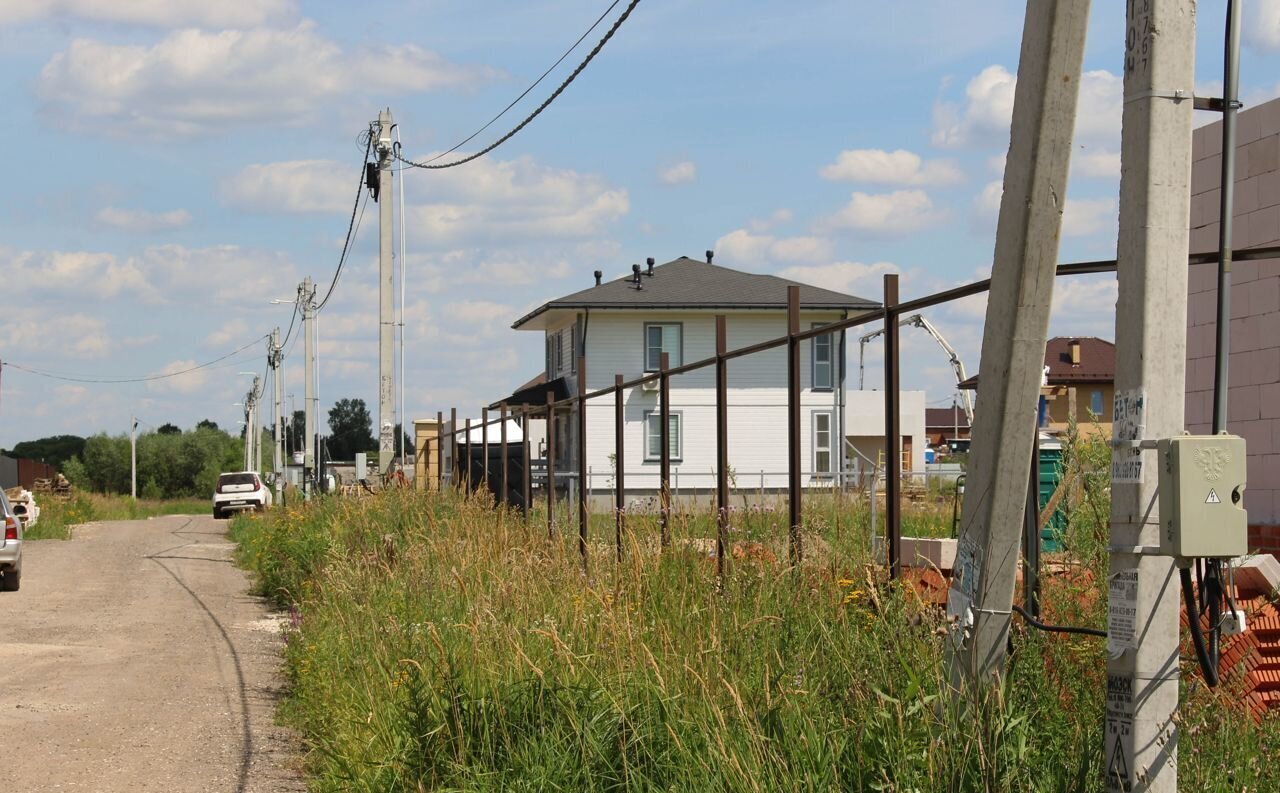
646 257 655 276
594 270 602 287
632 263 642 289
705 249 714 264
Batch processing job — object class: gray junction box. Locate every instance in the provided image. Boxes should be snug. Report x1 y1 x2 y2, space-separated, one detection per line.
1157 434 1247 558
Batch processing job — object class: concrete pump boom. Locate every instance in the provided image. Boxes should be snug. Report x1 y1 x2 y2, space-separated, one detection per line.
857 313 975 425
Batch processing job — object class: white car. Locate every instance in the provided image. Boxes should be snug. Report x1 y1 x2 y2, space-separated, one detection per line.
212 472 273 519
0 489 23 592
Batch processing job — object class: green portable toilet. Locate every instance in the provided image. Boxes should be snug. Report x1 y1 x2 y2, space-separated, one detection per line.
1038 435 1066 551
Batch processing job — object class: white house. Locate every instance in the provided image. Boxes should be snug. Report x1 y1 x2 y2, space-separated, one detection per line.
500 254 879 496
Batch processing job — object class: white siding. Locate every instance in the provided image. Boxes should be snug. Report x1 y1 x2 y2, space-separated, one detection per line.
578 310 848 491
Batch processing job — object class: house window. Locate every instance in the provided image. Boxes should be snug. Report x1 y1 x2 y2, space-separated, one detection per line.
644 411 682 461
568 327 576 373
557 329 568 374
545 336 553 377
813 411 833 476
812 323 833 391
644 323 682 371
1090 390 1103 416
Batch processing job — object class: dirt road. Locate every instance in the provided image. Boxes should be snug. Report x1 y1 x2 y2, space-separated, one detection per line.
0 515 304 792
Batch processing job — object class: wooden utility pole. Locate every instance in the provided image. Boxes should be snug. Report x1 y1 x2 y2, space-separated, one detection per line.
1104 2 1197 790
947 0 1090 682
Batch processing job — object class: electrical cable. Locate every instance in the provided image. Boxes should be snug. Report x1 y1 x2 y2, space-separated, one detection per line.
5 336 270 384
279 298 301 353
1181 566 1220 687
395 0 641 171
1011 603 1108 638
397 0 623 170
315 134 373 312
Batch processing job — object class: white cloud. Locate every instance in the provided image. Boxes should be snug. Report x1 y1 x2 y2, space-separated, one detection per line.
225 155 628 245
714 229 834 269
975 180 1004 218
819 148 963 186
658 161 697 185
0 309 113 359
748 208 794 232
412 252 575 294
1246 0 1280 52
0 247 155 300
38 22 499 137
1072 149 1121 179
96 206 191 232
146 359 212 395
932 65 1121 149
206 318 249 348
775 261 898 300
1061 197 1117 238
0 0 294 28
818 190 948 235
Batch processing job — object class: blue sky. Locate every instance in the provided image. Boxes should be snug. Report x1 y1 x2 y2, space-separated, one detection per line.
2 0 1279 446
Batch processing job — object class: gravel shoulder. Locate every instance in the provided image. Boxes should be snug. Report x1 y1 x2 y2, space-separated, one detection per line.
0 514 304 792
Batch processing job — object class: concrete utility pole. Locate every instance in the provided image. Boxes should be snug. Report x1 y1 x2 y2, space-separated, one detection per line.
375 109 396 478
947 0 1091 683
302 277 317 498
1104 3 1196 791
130 417 137 500
250 376 261 473
270 328 284 503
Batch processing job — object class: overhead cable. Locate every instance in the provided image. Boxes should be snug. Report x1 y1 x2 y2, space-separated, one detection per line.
395 0 641 171
315 133 374 312
5 335 270 384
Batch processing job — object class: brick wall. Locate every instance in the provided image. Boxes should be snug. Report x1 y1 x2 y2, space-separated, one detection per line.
1186 96 1280 553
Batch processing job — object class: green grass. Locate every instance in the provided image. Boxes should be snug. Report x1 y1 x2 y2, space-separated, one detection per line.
228 486 1280 792
23 493 212 540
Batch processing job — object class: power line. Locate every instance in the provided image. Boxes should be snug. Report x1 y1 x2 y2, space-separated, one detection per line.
395 0 641 171
4 335 269 384
315 134 373 312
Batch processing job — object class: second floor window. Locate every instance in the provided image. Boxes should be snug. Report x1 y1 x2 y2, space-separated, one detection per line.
812 323 833 391
645 323 682 371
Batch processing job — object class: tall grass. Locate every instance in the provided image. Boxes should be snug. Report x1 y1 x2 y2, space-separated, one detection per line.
229 484 1280 792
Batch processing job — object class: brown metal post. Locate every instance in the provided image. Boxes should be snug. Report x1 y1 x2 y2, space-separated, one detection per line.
546 391 556 539
787 285 803 565
522 406 531 521
500 403 509 508
614 373 625 563
481 407 489 496
450 407 458 489
577 356 588 568
715 315 730 581
883 274 902 580
436 410 444 492
464 418 473 493
659 351 671 548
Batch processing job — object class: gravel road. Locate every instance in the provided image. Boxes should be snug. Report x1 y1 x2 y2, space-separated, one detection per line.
0 515 304 792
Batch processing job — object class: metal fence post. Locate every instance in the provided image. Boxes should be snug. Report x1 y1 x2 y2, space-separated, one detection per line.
450 408 459 489
1023 437 1041 618
577 355 588 568
614 373 625 563
546 391 556 539
436 410 444 492
522 406 531 522
715 315 730 582
787 285 803 565
500 402 509 508
481 407 489 496
883 274 901 580
659 352 671 548
465 418 473 493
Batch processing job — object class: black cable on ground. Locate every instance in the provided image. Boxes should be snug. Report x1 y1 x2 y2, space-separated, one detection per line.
1181 566 1220 687
1012 603 1108 638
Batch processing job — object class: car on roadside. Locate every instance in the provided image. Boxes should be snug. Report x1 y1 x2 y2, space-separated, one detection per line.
212 471 273 519
0 488 23 591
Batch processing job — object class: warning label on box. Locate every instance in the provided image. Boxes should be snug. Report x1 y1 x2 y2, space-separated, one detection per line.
1111 390 1146 484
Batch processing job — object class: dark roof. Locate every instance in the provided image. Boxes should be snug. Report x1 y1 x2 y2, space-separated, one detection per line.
513 256 879 329
925 407 971 428
488 374 569 410
959 336 1115 389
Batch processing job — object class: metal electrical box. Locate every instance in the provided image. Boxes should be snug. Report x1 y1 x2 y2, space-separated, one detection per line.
1157 434 1247 558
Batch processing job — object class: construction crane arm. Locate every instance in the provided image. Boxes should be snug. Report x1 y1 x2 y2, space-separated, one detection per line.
856 313 976 426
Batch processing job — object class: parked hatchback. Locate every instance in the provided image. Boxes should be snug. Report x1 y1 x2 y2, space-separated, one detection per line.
212 472 272 519
0 488 23 591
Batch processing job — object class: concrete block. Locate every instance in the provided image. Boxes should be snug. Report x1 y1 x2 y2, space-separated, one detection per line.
1261 454 1280 491
1240 110 1262 145
1231 351 1256 385
1249 137 1280 178
1253 348 1280 388
871 536 957 572
1190 224 1219 257
1238 175 1261 215
1189 260 1216 294
1237 140 1254 177
1194 156 1222 199
1231 384 1262 422
1231 282 1253 320
1239 418 1275 456
1250 205 1280 247
1233 258 1259 285
1258 170 1280 210
1233 553 1280 596
1249 277 1280 317
1261 384 1280 418
1231 315 1262 354
1203 119 1224 157
1260 99 1280 139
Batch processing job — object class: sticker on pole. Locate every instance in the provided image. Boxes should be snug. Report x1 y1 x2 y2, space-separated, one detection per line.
1107 569 1139 658
1111 390 1146 484
947 536 981 620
